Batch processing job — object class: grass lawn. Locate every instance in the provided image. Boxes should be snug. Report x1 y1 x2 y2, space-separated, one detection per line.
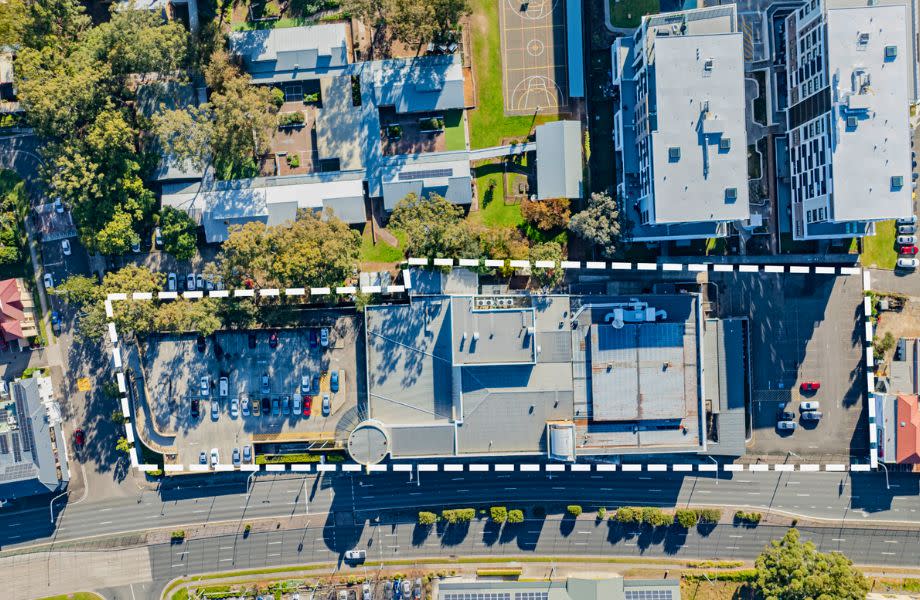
359 225 406 264
443 110 467 151
470 162 524 228
609 0 660 28
35 594 105 600
861 219 897 269
467 0 556 149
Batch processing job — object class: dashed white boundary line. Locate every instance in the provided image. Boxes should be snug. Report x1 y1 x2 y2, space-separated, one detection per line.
104 258 873 475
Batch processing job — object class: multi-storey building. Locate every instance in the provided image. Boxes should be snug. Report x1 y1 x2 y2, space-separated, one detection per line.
785 0 917 239
611 6 750 242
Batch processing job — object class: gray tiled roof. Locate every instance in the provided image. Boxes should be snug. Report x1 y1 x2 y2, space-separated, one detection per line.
536 120 583 199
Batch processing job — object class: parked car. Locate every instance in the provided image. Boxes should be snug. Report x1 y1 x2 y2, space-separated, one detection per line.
73 428 85 448
320 327 329 347
293 395 302 414
303 395 312 416
898 235 917 245
898 257 920 269
131 240 141 253
261 374 270 394
219 376 229 397
799 381 820 392
196 335 206 353
199 451 207 465
230 397 239 418
155 227 163 248
50 310 61 334
282 395 291 415
777 421 797 431
167 272 177 291
210 447 219 467
312 374 320 394
901 245 919 255
776 409 795 422
191 398 200 418
187 273 196 290
272 398 281 416
301 375 311 394
243 445 252 463
241 396 250 416
211 400 219 420
401 580 411 596
61 239 71 256
232 447 241 465
196 274 204 290
330 371 340 393
53 198 64 213
251 396 260 416
261 397 270 414
248 333 257 349
362 584 371 600
43 273 54 290
898 224 917 234
200 375 210 396
309 329 318 347
269 331 278 348
322 393 331 416
898 214 918 225
344 549 366 563
801 411 823 421
800 401 820 411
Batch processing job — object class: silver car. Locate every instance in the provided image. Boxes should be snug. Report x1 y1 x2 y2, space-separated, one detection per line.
898 224 917 234
322 393 331 416
898 257 919 269
230 397 239 418
777 421 797 431
801 411 823 421
897 235 917 245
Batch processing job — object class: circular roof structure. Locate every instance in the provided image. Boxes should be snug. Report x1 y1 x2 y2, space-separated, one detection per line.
348 420 391 465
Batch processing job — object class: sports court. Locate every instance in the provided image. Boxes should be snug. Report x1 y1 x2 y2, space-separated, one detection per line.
499 0 569 116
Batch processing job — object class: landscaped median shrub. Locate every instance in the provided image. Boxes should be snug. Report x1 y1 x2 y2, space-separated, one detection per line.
171 530 186 541
255 453 346 464
597 507 607 520
441 508 476 524
418 511 437 526
697 508 722 524
683 569 758 583
687 560 744 569
490 506 508 523
507 509 524 523
674 509 699 528
612 507 642 524
734 510 762 525
566 505 582 517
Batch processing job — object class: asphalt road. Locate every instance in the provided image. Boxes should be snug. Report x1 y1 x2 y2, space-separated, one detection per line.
3 469 920 552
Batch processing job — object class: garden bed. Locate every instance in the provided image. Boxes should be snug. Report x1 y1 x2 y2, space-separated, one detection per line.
418 116 445 132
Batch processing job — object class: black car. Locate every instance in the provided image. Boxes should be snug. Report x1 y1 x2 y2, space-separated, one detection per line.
248 333 257 349
776 409 795 422
269 331 278 348
196 335 206 353
191 399 200 418
309 329 318 347
261 397 271 414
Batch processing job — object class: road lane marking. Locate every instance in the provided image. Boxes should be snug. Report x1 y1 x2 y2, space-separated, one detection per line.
220 558 233 562
832 538 845 542
99 521 112 525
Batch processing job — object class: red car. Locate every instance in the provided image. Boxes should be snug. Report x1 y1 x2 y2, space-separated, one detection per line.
73 428 85 448
302 395 312 416
800 381 821 392
901 245 919 255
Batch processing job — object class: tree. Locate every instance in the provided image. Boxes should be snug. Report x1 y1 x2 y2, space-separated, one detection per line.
94 208 141 256
521 198 571 231
613 507 641 524
674 509 699 528
697 508 722 524
383 0 469 47
490 506 507 524
477 225 528 263
154 299 222 336
389 193 477 259
343 0 386 27
111 409 126 424
418 511 437 526
507 509 524 524
441 508 475 524
566 505 582 517
753 529 869 600
160 207 198 260
0 0 26 48
568 191 622 258
22 0 90 50
529 242 564 288
115 436 132 453
641 507 670 527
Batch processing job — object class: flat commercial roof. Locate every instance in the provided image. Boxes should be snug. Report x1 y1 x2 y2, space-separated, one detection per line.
536 121 583 199
650 31 750 224
825 4 912 222
450 298 535 365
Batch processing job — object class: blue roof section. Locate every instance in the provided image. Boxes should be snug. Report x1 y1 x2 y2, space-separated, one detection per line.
378 151 473 209
229 24 350 83
566 0 585 97
372 55 466 114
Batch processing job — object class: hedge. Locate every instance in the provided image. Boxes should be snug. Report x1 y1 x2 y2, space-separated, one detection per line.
418 511 437 525
255 453 345 464
612 507 642 523
441 508 475 524
171 530 186 540
683 569 757 583
734 510 762 524
674 509 699 528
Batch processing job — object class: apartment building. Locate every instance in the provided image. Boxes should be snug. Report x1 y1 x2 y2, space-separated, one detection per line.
785 0 917 239
611 6 750 241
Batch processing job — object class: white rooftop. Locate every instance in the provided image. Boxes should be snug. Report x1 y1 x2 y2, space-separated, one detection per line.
825 4 912 222
650 32 750 224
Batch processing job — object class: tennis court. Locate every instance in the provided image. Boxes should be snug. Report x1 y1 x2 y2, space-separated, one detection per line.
499 0 569 116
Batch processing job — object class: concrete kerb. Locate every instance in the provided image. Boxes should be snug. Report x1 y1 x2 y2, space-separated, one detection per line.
105 259 870 475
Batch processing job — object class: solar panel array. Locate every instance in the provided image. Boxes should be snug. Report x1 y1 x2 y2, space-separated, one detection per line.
0 462 34 482
398 168 453 181
0 433 8 454
444 594 510 600
625 590 673 600
14 392 33 453
10 432 21 462
515 593 549 600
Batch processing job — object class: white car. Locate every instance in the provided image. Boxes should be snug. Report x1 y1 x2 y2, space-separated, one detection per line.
219 376 229 397
898 215 918 225
322 393 331 416
777 421 797 431
230 397 239 418
232 447 241 465
898 235 917 245
241 396 250 416
61 239 71 256
186 273 196 290
898 224 917 234
211 400 219 420
898 257 919 269
53 198 64 213
800 401 820 411
320 327 329 347
200 375 210 396
196 274 204 290
301 375 311 394
43 273 54 290
293 394 302 414
167 272 177 291
210 448 219 467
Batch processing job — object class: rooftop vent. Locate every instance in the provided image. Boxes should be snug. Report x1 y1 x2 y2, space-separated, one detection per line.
668 147 681 161
846 115 858 129
719 137 731 151
858 32 870 47
892 175 905 188
704 58 714 71
725 187 738 202
885 45 898 59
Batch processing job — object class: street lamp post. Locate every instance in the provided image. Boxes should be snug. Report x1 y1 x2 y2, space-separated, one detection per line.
49 491 67 523
879 462 890 490
706 456 718 485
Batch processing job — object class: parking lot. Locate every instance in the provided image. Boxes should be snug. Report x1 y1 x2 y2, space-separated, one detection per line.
713 271 866 460
140 314 364 467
